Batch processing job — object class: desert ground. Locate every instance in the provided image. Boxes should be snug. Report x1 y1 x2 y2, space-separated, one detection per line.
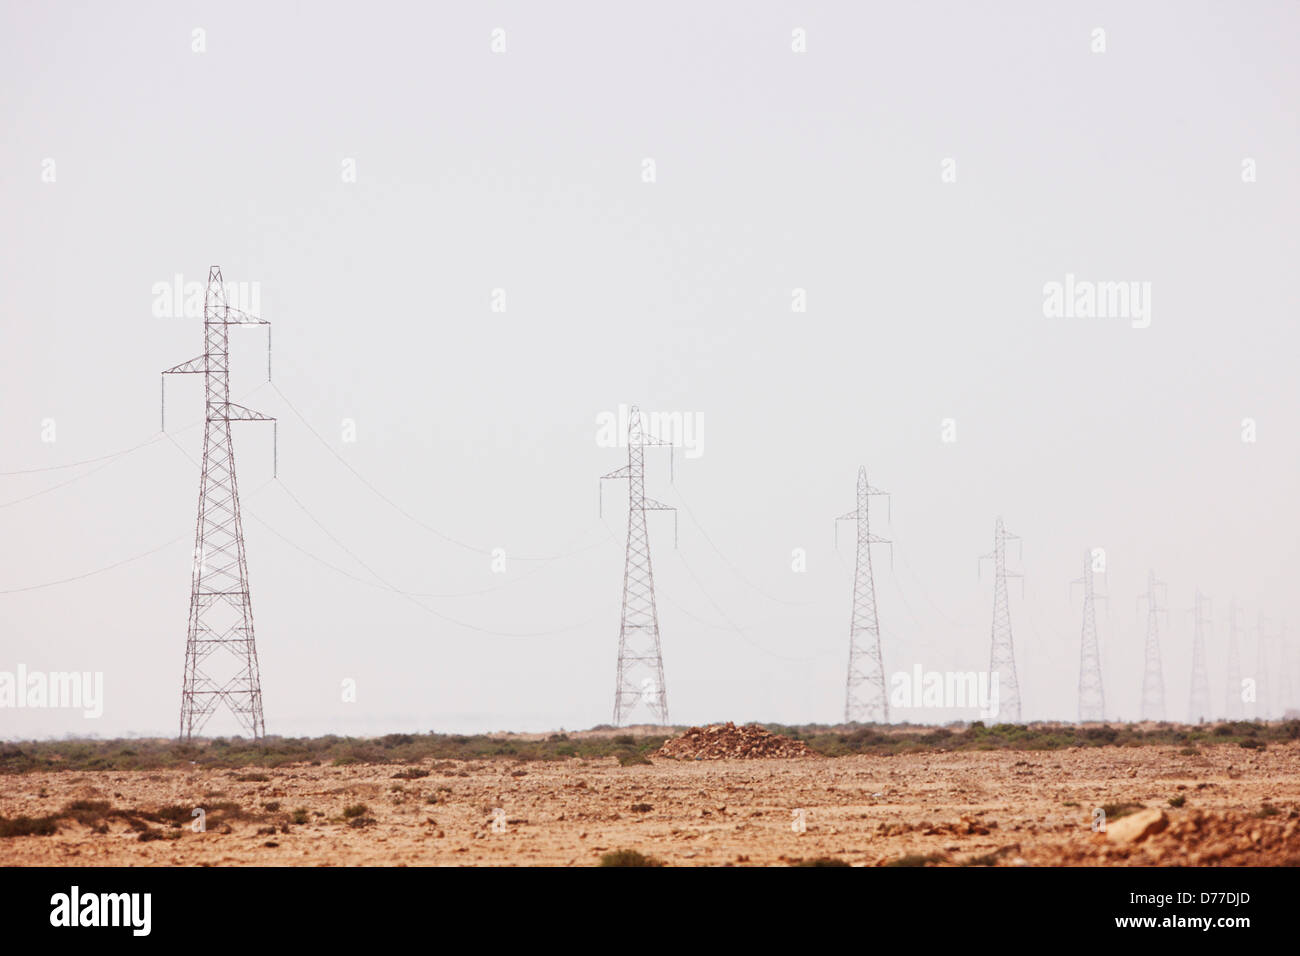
3 731 1299 866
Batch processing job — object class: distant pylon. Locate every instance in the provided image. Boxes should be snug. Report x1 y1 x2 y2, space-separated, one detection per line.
979 517 1023 723
1275 622 1294 717
600 405 675 726
1137 569 1167 721
1224 599 1243 719
1072 551 1105 722
162 266 274 740
1187 590 1212 723
1254 613 1270 720
835 466 891 723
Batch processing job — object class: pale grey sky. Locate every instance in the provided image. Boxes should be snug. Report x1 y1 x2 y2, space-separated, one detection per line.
2 1 1297 738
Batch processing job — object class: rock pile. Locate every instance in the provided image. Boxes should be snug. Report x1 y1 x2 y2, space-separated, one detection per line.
1137 809 1300 865
656 722 816 760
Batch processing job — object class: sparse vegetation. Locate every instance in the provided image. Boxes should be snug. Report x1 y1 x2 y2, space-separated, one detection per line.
342 804 369 819
1101 802 1145 821
0 814 60 837
1168 794 1186 808
0 797 279 838
887 853 945 867
0 719 1294 775
961 846 1017 867
391 768 430 779
791 856 850 867
599 848 664 867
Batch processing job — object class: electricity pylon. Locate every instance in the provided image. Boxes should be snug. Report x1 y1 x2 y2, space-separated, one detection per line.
979 517 1022 723
1072 551 1106 722
600 405 675 726
1224 599 1243 719
835 466 890 724
1187 590 1212 723
162 266 274 740
1254 613 1271 720
1275 622 1294 718
1137 570 1167 722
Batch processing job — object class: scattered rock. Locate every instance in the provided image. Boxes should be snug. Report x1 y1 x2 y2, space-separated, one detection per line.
1106 808 1168 844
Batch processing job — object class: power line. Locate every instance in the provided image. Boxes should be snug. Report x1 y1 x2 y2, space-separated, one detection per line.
0 534 187 594
271 477 599 638
672 548 830 663
269 380 605 563
0 433 167 477
670 483 811 607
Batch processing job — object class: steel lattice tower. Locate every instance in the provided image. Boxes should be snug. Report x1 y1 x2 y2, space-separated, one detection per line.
1224 599 1243 719
600 405 675 726
1187 590 1212 723
1138 570 1167 721
1073 552 1105 722
835 466 890 723
980 517 1022 723
1254 613 1270 719
163 266 274 740
1275 622 1294 718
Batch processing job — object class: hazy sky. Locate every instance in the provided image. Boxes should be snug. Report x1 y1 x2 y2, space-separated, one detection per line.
2 1 1298 739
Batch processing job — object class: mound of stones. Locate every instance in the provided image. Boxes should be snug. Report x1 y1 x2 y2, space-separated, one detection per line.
655 722 816 760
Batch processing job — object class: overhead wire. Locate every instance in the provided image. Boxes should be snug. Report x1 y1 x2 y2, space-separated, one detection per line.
268 379 608 563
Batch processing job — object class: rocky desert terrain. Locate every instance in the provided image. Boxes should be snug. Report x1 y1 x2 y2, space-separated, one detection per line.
2 724 1298 866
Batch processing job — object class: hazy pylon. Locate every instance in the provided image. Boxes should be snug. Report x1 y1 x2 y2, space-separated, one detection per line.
1254 613 1271 720
1138 570 1167 722
1073 552 1105 722
980 517 1023 723
1187 590 1212 723
1224 599 1243 719
600 405 675 726
835 467 890 723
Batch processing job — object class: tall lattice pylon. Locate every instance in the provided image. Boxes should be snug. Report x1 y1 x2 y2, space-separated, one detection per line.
1224 599 1243 719
835 466 890 723
1137 569 1167 721
163 266 274 740
979 517 1022 722
1072 551 1106 722
600 405 675 726
1187 590 1212 723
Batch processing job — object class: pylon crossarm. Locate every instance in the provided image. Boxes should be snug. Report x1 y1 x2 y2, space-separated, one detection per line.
164 356 205 375
222 307 268 326
221 404 275 422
